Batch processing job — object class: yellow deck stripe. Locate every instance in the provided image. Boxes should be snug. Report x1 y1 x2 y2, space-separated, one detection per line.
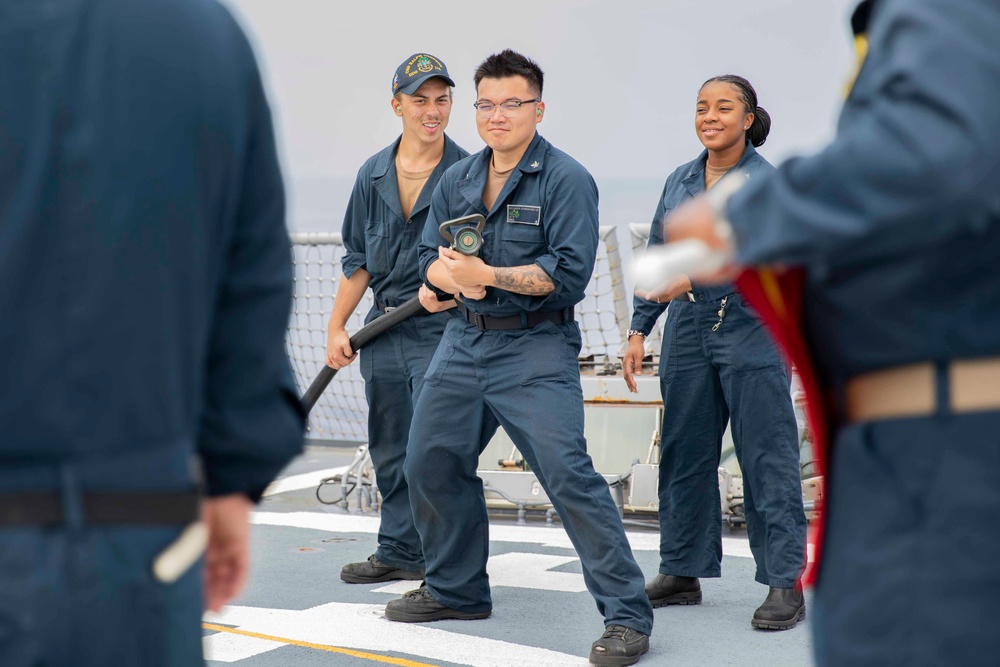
202 622 441 667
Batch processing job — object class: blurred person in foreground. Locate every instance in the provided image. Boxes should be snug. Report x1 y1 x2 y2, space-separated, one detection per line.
658 0 1000 664
0 1 305 664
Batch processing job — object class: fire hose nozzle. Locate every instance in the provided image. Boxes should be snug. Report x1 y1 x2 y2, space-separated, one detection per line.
439 213 486 256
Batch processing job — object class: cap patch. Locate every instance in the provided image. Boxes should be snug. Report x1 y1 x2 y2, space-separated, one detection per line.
405 54 443 78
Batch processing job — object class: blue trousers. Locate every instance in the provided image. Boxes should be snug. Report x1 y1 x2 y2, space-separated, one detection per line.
360 307 451 570
0 525 202 666
658 294 806 588
0 442 203 666
406 318 654 635
814 410 1000 666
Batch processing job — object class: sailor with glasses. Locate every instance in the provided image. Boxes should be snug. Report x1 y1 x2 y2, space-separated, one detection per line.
385 49 655 667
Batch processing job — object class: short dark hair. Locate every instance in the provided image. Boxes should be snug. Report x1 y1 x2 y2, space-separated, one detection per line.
701 74 771 147
474 49 544 98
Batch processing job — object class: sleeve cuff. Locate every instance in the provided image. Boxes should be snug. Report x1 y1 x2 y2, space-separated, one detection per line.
533 256 561 297
202 456 288 503
628 320 655 337
341 252 366 279
427 282 452 301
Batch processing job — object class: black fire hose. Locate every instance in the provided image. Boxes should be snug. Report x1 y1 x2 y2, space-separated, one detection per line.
301 214 486 415
300 295 425 414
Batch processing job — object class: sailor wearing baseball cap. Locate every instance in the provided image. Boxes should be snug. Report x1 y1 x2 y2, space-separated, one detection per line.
392 53 456 96
330 53 468 586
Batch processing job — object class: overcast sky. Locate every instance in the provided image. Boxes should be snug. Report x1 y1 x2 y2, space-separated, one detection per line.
222 0 859 227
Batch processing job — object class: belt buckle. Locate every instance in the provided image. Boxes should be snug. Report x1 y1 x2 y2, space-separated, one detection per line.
473 312 487 331
383 305 396 313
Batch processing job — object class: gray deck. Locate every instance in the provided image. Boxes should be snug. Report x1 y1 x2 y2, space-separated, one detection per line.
204 445 814 667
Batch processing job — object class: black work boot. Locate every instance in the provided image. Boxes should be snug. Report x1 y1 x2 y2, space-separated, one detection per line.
589 625 650 666
384 586 491 623
340 554 424 584
644 574 702 607
752 585 806 630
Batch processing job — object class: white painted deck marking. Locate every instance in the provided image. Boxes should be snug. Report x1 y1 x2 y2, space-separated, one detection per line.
371 552 587 595
486 552 588 591
261 466 348 497
251 511 754 559
204 602 590 666
203 629 286 663
368 579 423 596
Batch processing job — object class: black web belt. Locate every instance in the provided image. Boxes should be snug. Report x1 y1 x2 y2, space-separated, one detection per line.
0 491 200 526
458 303 574 331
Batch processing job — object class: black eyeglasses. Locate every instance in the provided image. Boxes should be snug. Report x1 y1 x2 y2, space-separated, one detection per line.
473 99 540 118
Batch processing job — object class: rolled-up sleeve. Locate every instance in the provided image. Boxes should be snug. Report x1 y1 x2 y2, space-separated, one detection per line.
728 0 1000 267
339 168 369 279
532 163 599 304
198 44 305 501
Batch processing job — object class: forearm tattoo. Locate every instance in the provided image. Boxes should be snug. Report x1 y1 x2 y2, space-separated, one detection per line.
493 265 555 296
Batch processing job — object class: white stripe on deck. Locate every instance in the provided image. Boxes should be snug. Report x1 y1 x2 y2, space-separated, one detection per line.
251 511 753 558
372 552 588 595
203 629 286 663
261 467 348 497
205 602 590 666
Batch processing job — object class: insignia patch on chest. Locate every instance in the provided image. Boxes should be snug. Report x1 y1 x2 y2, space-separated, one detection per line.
506 205 541 225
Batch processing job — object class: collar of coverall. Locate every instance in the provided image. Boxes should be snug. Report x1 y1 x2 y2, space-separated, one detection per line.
478 132 547 178
680 140 760 196
369 133 462 180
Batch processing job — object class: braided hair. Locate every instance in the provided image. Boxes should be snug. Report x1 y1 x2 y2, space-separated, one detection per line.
701 74 770 147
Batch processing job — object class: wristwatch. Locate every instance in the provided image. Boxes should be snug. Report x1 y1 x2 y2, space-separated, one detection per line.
626 329 647 339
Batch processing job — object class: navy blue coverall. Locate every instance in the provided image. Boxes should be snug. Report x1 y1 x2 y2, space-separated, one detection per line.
0 1 305 664
408 134 654 635
723 0 1000 663
340 135 467 570
630 144 806 589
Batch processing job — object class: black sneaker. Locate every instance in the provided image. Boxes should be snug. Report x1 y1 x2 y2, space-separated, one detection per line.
752 586 805 630
589 625 650 666
340 555 425 584
384 586 491 623
644 574 702 607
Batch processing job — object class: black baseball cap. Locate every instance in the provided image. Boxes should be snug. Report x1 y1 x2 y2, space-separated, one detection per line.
391 53 455 96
